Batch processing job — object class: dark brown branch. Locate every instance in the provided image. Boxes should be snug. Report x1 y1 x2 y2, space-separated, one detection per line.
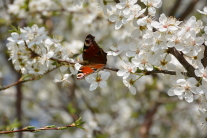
168 0 182 16
177 0 199 20
169 47 199 80
145 70 176 75
201 45 207 68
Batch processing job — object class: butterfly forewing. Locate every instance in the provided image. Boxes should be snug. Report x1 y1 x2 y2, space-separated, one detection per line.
83 34 107 64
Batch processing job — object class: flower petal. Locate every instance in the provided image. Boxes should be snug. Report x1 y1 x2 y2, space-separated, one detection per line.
117 69 126 76
101 72 110 80
99 81 107 88
174 87 185 95
89 82 98 91
129 86 136 95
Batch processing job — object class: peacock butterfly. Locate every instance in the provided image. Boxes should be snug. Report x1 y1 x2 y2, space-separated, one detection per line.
77 34 107 79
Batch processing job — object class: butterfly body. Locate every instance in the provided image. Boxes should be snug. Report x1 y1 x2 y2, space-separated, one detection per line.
77 34 107 80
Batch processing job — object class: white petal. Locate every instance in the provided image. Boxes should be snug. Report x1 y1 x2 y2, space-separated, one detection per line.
177 79 186 85
101 72 110 80
75 63 82 70
131 58 140 66
45 38 53 45
168 26 178 31
167 41 175 48
174 43 184 51
115 20 123 30
47 51 54 58
184 92 194 103
129 86 136 95
174 87 185 95
159 13 167 24
99 81 107 88
137 16 147 26
53 78 62 83
187 77 197 86
109 14 118 22
168 88 175 96
116 3 125 9
123 8 130 15
89 82 98 91
148 7 156 16
195 69 202 77
63 74 72 80
145 63 153 71
195 87 204 94
123 72 130 79
117 69 126 76
195 37 204 45
85 74 96 83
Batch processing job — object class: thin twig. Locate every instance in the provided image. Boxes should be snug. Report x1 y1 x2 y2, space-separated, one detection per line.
0 123 80 134
104 66 119 72
0 67 58 91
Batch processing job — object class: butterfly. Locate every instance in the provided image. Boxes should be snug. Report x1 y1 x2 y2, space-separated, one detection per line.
77 34 107 79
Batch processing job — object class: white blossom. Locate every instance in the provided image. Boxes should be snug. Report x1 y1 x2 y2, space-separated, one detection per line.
198 7 207 15
168 78 200 103
86 71 110 91
123 75 139 95
117 60 137 79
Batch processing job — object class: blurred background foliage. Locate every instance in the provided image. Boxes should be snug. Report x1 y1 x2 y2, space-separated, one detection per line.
0 0 207 138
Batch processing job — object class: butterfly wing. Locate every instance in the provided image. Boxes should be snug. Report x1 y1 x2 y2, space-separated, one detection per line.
77 64 105 80
83 34 107 64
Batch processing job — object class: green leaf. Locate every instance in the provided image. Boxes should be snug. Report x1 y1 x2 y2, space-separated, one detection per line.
9 24 20 34
45 125 56 128
74 117 85 129
23 126 36 130
59 127 67 130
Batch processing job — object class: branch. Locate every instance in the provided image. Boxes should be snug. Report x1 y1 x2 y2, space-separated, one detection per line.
201 45 207 68
0 118 84 134
0 67 58 91
169 47 199 80
145 70 176 75
104 66 119 72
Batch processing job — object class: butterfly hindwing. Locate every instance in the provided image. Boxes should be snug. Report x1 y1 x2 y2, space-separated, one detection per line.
77 64 105 80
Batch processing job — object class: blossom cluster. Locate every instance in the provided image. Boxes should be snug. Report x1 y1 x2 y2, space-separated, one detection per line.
6 24 76 77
